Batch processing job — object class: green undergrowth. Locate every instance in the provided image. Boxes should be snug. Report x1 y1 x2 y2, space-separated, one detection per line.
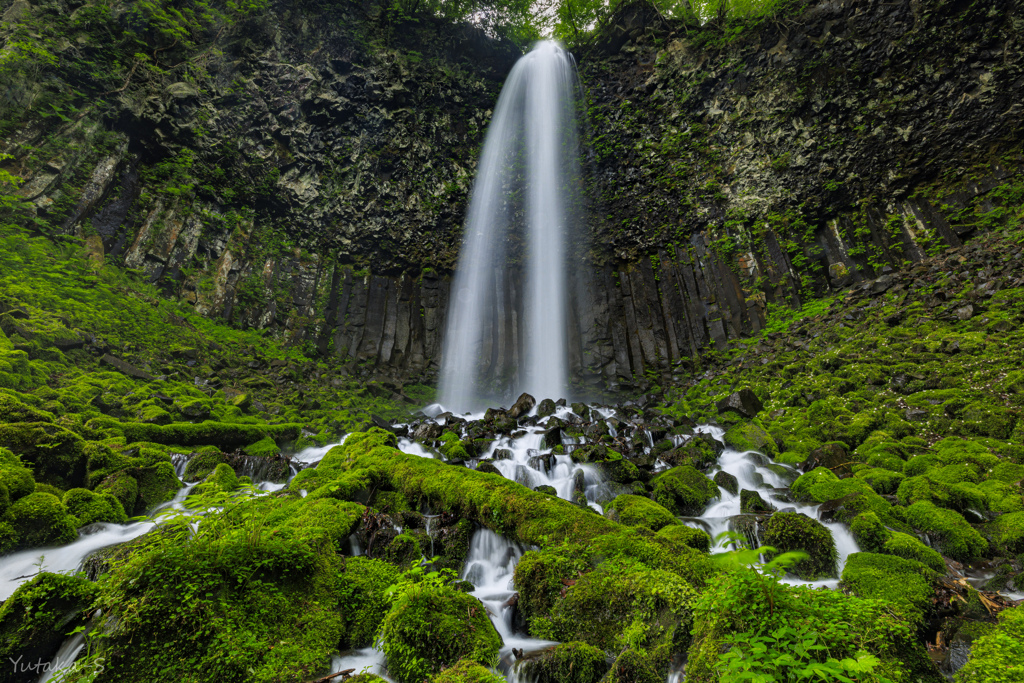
0 225 413 552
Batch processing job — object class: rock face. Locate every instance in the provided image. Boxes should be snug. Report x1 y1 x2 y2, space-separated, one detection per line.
3 0 1024 391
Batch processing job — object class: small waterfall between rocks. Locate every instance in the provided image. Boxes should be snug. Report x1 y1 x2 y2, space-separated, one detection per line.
438 40 584 413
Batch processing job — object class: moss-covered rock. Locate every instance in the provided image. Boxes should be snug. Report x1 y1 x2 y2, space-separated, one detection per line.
985 511 1024 555
338 557 401 649
0 447 35 501
656 524 712 553
650 466 719 516
95 420 302 449
739 489 775 514
761 512 837 580
840 552 937 626
62 487 127 526
712 470 738 495
605 649 661 683
0 573 99 683
197 462 239 494
724 421 778 458
95 470 139 517
850 512 946 573
378 583 501 683
604 495 676 530
9 492 77 548
906 501 987 562
0 422 87 489
429 660 505 683
517 641 609 683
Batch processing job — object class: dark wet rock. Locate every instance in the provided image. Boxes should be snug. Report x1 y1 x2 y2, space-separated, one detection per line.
492 448 513 460
412 421 444 441
570 402 591 420
800 442 850 476
740 489 776 514
955 304 975 321
476 460 502 476
100 354 154 381
716 388 764 418
713 471 739 496
534 484 557 496
537 398 557 418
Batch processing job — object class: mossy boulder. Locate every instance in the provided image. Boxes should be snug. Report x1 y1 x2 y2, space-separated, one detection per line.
182 449 226 482
133 461 182 513
95 471 139 516
662 434 719 470
0 392 55 423
0 447 35 501
197 462 239 494
378 583 501 683
656 524 712 553
0 573 99 683
0 422 87 489
62 487 127 526
604 494 676 531
724 421 778 458
605 649 661 683
338 557 401 648
650 466 719 516
517 641 609 683
850 512 945 573
761 512 837 580
985 511 1024 554
429 660 505 683
439 431 469 460
840 552 938 626
9 492 77 548
906 501 987 562
712 470 738 495
106 420 302 449
739 489 775 514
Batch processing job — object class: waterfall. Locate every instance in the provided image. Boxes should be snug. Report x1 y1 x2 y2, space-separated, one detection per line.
439 41 583 413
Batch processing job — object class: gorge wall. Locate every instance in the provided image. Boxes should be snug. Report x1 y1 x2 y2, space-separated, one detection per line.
2 0 1023 396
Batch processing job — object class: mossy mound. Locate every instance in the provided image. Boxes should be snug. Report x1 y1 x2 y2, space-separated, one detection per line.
761 512 837 580
9 492 78 548
198 462 240 494
378 583 501 683
850 511 946 573
985 511 1024 555
840 552 938 626
604 494 677 530
62 487 127 526
605 649 662 683
906 501 987 562
723 421 778 457
0 573 98 683
429 660 505 683
656 524 712 553
650 466 719 516
517 641 609 683
338 557 401 649
0 422 87 489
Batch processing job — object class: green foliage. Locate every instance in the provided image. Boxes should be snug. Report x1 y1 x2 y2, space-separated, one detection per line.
688 543 925 683
954 605 1024 683
840 553 937 626
338 557 401 649
605 494 677 531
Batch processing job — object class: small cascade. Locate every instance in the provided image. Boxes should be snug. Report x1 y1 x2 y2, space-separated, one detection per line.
291 433 351 466
461 528 557 672
171 452 191 478
689 425 861 588
36 616 95 682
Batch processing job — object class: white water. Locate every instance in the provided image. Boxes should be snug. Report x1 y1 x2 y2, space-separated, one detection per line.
688 425 861 589
438 40 582 412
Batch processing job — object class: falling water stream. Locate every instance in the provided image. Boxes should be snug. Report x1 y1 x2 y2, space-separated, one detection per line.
438 40 582 413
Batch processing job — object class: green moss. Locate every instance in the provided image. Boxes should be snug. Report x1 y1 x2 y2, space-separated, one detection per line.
96 471 139 516
0 391 56 423
953 605 1024 683
986 512 1024 554
840 552 937 626
429 660 505 683
63 487 127 525
244 435 279 458
529 556 695 655
761 512 837 580
791 467 904 527
723 420 778 457
379 583 501 683
855 468 906 495
0 573 98 676
93 420 302 449
518 641 608 683
650 466 719 516
0 422 87 489
9 492 77 548
605 649 662 683
906 501 988 562
338 557 401 648
656 524 712 553
605 494 677 530
439 431 469 460
0 447 34 500
182 450 226 482
197 463 239 493
134 461 182 512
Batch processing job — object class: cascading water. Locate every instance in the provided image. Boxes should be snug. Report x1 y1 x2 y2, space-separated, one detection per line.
438 41 583 413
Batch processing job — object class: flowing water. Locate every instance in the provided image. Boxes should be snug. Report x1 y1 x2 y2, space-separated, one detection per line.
438 41 583 412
